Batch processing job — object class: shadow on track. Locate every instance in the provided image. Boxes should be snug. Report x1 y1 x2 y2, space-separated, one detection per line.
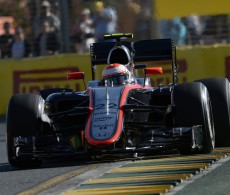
0 153 144 172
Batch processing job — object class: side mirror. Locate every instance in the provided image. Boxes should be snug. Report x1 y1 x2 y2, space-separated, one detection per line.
67 72 86 90
144 67 163 76
67 72 84 80
143 67 163 87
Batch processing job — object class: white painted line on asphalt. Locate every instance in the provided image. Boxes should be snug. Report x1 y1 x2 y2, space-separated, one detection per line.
166 155 230 195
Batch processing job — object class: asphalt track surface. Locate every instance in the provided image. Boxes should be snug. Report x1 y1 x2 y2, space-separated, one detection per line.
1 116 230 195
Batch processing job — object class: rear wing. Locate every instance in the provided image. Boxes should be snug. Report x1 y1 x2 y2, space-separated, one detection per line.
90 38 178 84
90 41 132 65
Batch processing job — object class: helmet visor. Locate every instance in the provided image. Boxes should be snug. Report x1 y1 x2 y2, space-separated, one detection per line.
104 74 128 86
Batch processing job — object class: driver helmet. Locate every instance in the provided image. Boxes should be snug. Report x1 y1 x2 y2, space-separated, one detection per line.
102 63 131 86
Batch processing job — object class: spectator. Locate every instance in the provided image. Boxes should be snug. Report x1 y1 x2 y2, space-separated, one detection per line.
134 4 152 40
33 0 60 39
117 0 141 36
185 15 204 45
34 20 59 56
0 22 14 58
11 27 31 59
71 8 95 53
51 1 60 17
92 1 117 42
159 17 187 46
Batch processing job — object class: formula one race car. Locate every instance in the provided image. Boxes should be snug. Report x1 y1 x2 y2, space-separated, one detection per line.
6 33 230 169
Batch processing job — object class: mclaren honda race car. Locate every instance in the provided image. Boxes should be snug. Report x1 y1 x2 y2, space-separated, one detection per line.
7 33 230 169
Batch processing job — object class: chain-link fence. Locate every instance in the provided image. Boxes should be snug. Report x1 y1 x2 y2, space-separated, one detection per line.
0 0 229 59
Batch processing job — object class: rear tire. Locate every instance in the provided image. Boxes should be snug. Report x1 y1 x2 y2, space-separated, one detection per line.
7 93 43 169
173 82 215 154
196 78 230 147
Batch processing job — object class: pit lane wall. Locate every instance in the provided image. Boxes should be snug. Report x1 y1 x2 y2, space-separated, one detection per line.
1 44 230 115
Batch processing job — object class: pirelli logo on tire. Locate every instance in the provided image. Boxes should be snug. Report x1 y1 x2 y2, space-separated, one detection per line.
13 67 81 93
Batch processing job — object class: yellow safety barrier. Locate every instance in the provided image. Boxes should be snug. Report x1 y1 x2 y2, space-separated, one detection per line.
0 44 230 115
154 0 230 19
150 44 230 86
0 54 91 115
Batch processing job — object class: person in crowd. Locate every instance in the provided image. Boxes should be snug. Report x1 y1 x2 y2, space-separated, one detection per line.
51 1 60 18
33 0 60 39
0 21 14 58
11 27 31 59
185 14 204 45
71 8 95 53
92 1 117 42
134 4 152 40
117 0 141 37
34 20 59 56
159 17 187 46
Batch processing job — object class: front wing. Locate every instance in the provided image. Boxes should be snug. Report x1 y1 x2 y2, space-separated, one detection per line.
13 125 203 158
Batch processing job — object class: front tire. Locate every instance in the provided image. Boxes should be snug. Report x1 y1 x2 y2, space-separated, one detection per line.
173 82 215 154
196 78 230 147
7 93 43 169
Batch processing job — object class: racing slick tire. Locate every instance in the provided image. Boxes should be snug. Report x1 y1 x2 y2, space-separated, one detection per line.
7 93 43 169
173 82 215 154
196 77 230 147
